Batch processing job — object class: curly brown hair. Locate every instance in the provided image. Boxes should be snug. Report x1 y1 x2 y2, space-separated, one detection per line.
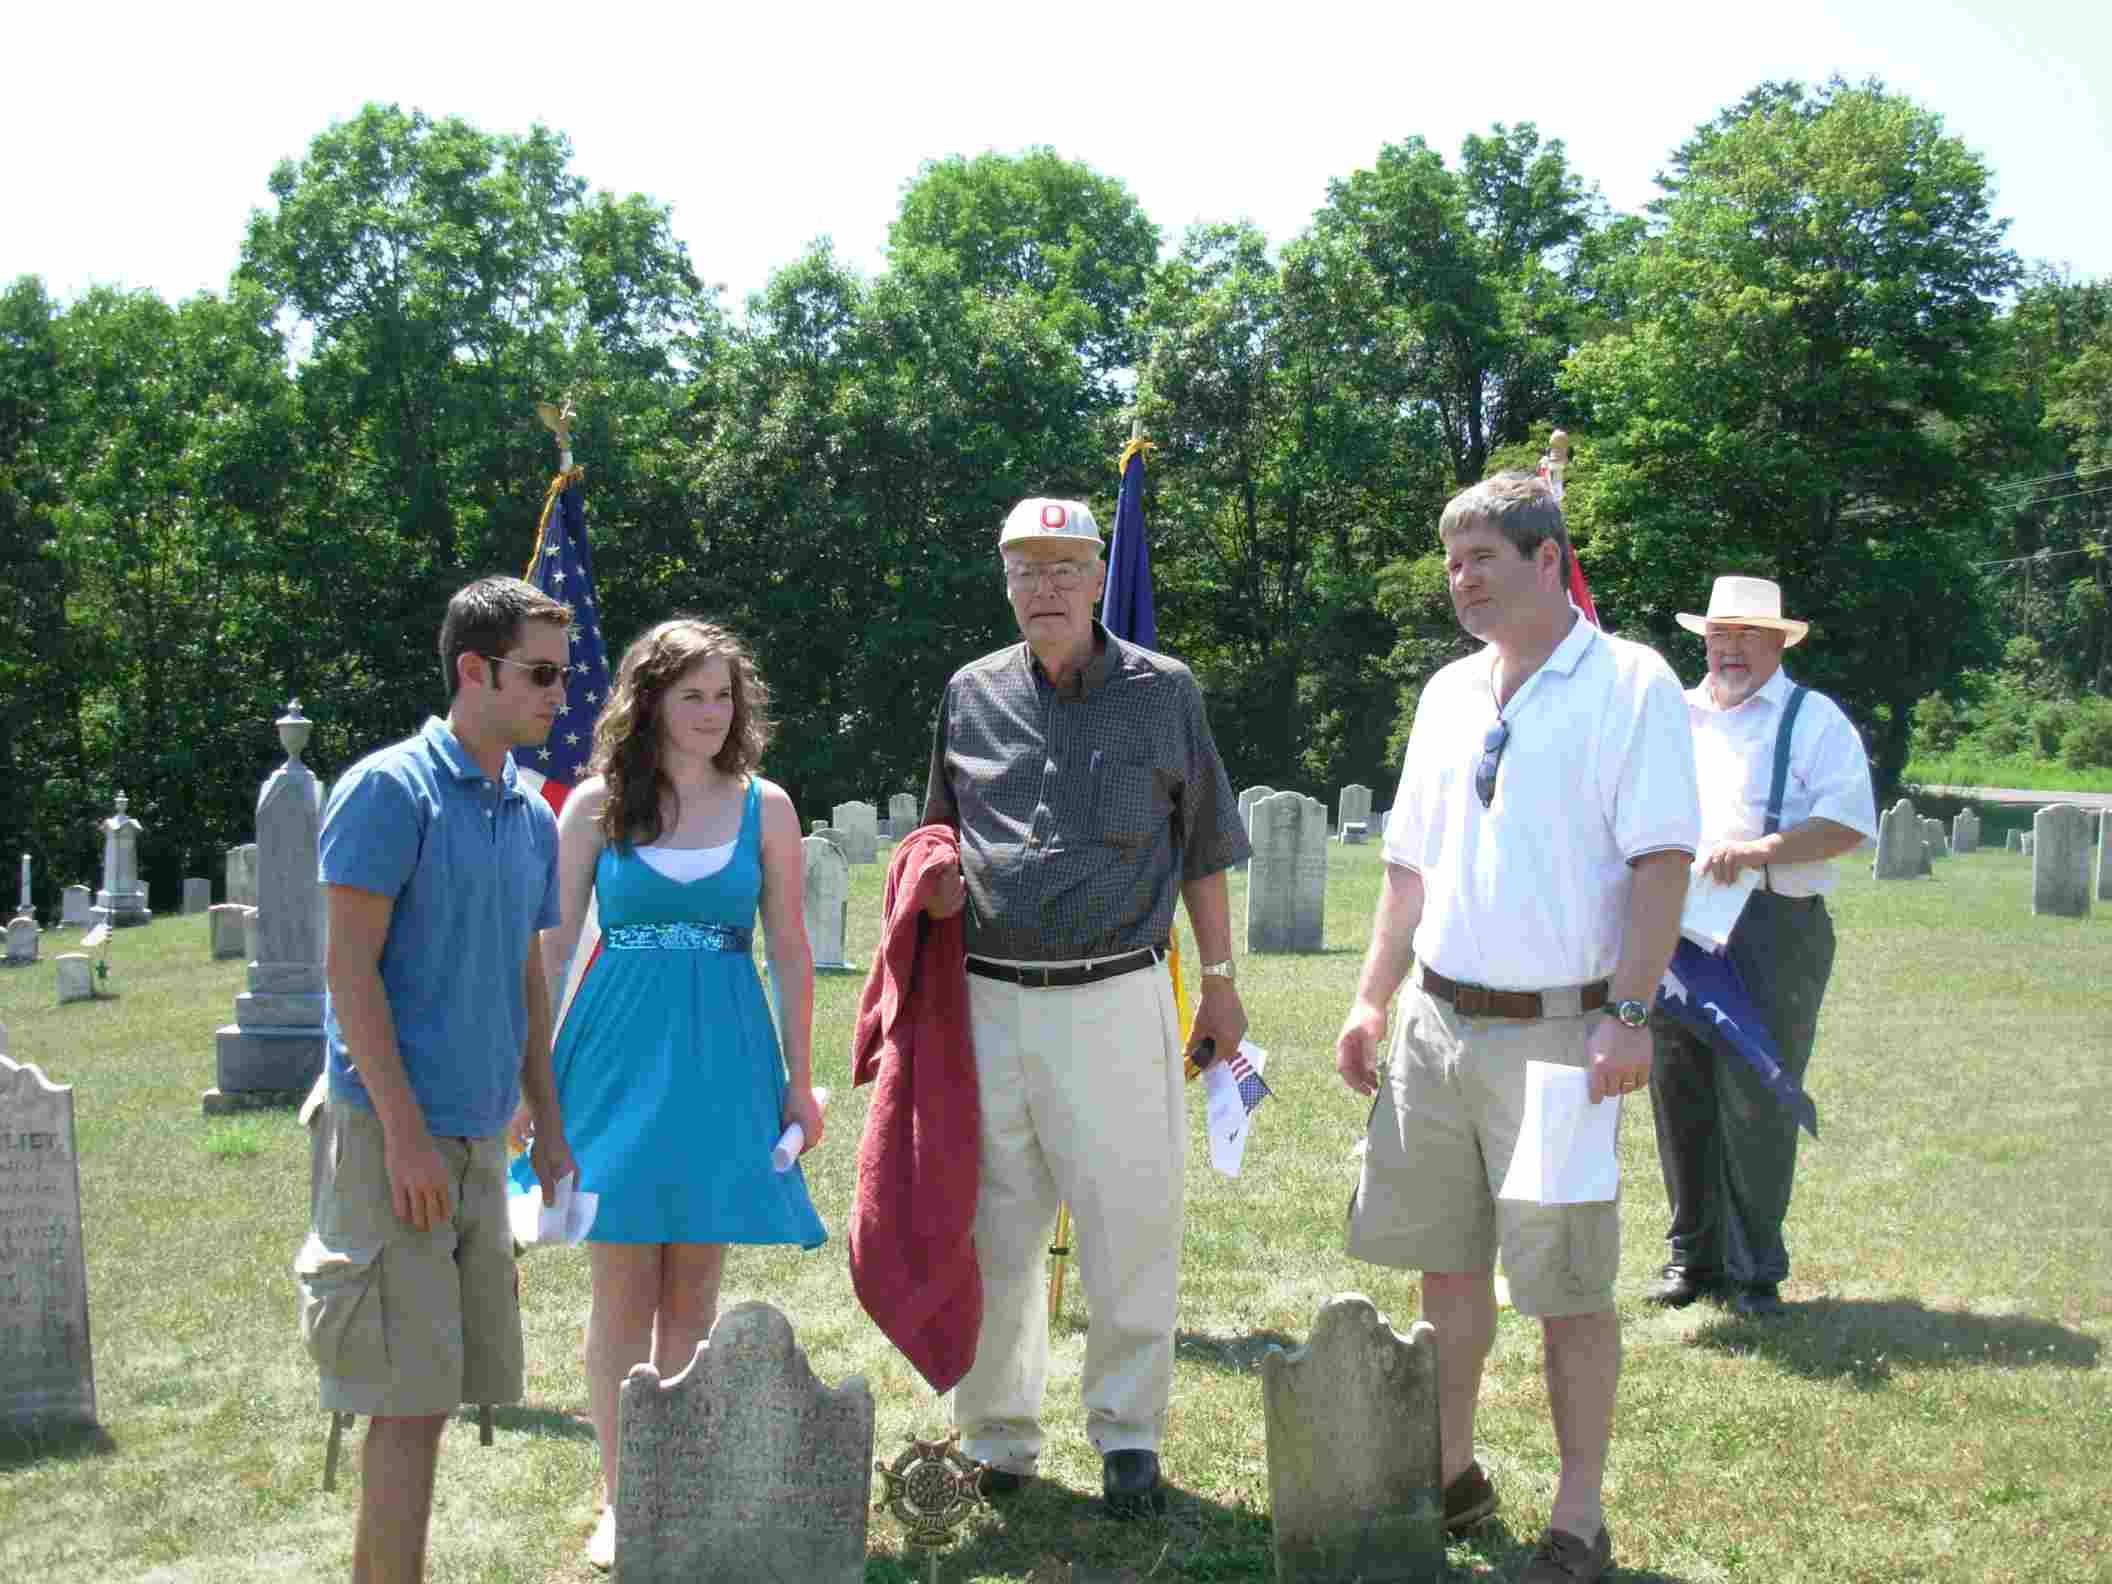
592 618 774 847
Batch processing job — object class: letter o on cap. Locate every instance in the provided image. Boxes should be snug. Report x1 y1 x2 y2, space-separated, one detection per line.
1041 503 1067 530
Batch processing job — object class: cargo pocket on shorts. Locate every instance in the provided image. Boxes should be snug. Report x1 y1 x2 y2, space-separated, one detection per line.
294 1232 389 1383
1561 1201 1620 1301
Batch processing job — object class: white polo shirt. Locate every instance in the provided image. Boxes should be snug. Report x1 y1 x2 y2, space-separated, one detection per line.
1688 665 1877 898
1383 610 1699 990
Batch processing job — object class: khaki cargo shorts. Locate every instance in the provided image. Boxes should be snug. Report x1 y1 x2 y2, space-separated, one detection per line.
1346 984 1620 1318
293 1099 523 1417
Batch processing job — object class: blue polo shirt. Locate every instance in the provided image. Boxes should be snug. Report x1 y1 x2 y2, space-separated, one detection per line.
320 717 562 1139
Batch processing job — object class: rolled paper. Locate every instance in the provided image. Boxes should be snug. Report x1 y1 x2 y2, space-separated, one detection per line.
770 1086 831 1171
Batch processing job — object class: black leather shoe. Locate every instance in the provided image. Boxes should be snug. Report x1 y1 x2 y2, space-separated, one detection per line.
1102 1450 1166 1519
1644 1265 1718 1308
979 1467 1030 1498
1732 1283 1787 1318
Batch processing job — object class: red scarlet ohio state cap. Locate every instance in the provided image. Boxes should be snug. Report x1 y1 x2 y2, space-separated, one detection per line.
998 497 1103 551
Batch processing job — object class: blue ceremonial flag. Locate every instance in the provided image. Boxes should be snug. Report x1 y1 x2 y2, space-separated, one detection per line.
518 467 614 817
1656 939 1820 1139
1102 438 1157 651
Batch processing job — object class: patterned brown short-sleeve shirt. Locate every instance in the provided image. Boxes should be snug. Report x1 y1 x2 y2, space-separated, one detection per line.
923 623 1250 961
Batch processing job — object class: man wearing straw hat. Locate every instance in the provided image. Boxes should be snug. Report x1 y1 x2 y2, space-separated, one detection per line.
921 496 1250 1519
1646 575 1876 1319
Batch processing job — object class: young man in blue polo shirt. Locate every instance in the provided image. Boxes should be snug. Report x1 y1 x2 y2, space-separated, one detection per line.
297 576 577 1584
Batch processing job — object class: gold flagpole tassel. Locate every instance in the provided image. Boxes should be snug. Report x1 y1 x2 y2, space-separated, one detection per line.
1047 1202 1073 1322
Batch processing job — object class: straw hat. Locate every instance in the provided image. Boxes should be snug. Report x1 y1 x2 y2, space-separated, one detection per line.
1676 575 1809 647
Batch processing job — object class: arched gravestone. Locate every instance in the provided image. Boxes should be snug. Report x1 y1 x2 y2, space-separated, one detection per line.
1247 792 1327 953
0 1054 96 1429
802 837 852 972
2031 804 2093 918
1871 798 1925 880
1235 785 1276 873
830 802 878 865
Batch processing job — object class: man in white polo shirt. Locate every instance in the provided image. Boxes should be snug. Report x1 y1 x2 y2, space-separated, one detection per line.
1645 576 1875 1319
1335 474 1698 1584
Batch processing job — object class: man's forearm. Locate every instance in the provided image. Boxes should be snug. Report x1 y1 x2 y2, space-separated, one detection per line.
1754 816 1866 867
1353 863 1425 1010
1179 868 1234 962
1610 849 1691 1004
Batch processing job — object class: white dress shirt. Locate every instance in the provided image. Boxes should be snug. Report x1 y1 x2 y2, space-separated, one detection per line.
1383 611 1700 990
1688 666 1877 898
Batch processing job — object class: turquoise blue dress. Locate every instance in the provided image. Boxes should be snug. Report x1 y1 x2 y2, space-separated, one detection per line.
517 779 825 1248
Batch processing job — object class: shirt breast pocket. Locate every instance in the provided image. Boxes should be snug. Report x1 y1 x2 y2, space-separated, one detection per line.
1094 760 1169 849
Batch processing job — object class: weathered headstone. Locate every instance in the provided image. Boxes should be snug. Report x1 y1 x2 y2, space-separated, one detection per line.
4 917 36 966
1951 809 1979 855
1921 817 1947 859
1339 821 1368 846
54 956 94 1006
59 887 92 929
2099 809 2112 904
208 703 327 1113
2005 830 2023 854
1261 1294 1442 1582
888 792 919 837
207 904 250 961
802 837 851 973
0 1055 96 1429
93 793 151 926
225 843 259 908
1871 797 1925 880
830 801 878 865
181 877 212 915
2022 833 2036 858
808 821 850 865
1336 783 1373 841
1248 792 1327 954
1236 785 1277 873
615 1301 873 1583
2031 804 2093 919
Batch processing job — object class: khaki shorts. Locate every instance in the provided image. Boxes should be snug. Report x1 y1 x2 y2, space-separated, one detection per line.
1346 984 1620 1318
294 1100 523 1417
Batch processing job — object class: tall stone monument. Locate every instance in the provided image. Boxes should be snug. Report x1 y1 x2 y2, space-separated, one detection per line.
207 702 328 1113
1248 791 1327 953
16 854 28 915
831 801 878 865
1262 1294 1442 1582
802 837 852 973
2031 804 2093 919
0 1054 96 1429
615 1302 873 1583
93 793 151 926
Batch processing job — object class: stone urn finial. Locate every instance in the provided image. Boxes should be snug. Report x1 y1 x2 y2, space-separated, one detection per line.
277 699 312 765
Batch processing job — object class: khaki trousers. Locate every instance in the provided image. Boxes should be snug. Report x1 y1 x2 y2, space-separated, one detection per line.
951 959 1185 1470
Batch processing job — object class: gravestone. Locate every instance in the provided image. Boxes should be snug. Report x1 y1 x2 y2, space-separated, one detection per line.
15 854 28 915
207 904 250 961
181 877 211 915
4 917 36 966
1951 810 1979 855
1236 785 1277 873
225 843 259 908
2005 830 2023 854
1338 821 1368 846
2031 804 2093 919
2022 833 2036 858
59 887 92 929
54 956 94 1006
0 1055 96 1429
808 820 850 864
208 703 327 1113
1261 1294 1441 1582
1871 798 1926 880
1921 817 1947 859
1336 783 1373 841
888 792 919 837
802 837 851 973
2099 809 2112 904
830 801 878 865
615 1301 872 1583
93 793 151 926
1248 792 1327 954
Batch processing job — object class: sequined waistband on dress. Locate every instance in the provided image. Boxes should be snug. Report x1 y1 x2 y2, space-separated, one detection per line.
602 922 753 952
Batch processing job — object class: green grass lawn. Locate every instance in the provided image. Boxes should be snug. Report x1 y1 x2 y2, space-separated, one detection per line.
2 845 2107 1582
1901 753 2112 796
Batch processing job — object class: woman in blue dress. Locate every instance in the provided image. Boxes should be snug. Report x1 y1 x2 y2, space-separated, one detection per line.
518 617 824 1569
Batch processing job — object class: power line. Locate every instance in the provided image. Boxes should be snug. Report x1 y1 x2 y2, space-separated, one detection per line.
1990 461 2112 494
1974 539 2109 571
2003 482 2112 512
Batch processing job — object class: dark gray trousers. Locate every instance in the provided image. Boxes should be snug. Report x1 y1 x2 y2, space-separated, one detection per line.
1648 889 1836 1287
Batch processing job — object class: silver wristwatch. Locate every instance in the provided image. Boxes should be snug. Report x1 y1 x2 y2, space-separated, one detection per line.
1199 959 1236 985
1611 998 1650 1029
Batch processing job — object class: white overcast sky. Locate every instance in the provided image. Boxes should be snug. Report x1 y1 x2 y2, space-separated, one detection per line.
15 0 2111 314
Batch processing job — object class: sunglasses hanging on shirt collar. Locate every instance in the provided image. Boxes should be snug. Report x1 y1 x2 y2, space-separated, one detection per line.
1474 717 1509 809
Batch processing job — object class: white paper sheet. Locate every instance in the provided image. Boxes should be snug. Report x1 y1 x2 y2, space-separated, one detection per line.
1203 1041 1268 1178
1680 863 1757 952
1496 1061 1620 1204
507 1168 599 1246
770 1086 832 1172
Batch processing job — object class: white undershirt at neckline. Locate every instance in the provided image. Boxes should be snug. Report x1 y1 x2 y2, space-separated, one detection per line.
635 838 736 883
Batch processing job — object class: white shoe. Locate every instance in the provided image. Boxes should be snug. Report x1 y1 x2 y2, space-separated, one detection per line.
587 1505 616 1572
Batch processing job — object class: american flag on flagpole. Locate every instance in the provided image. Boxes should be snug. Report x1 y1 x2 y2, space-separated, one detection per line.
516 467 613 817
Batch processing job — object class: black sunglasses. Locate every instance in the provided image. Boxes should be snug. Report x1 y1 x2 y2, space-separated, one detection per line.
481 653 566 689
1474 718 1510 809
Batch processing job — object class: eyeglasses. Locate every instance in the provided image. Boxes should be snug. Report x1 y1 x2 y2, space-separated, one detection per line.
1004 561 1090 591
1474 718 1509 809
481 653 566 689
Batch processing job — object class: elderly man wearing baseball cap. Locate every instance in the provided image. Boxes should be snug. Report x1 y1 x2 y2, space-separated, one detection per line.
919 496 1251 1518
1646 575 1877 1319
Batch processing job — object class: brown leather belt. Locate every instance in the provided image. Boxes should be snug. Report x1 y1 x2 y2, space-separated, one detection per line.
1418 964 1608 1020
967 947 1164 990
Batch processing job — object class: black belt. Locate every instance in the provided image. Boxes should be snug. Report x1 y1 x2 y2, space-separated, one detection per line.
966 947 1164 990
